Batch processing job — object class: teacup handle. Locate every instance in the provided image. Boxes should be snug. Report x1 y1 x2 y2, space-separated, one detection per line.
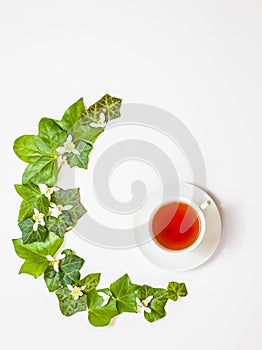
200 200 211 210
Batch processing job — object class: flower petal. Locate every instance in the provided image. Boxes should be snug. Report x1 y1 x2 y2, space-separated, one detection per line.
46 255 54 262
56 147 66 154
57 156 68 167
67 135 72 142
53 262 59 273
33 222 38 231
52 211 60 218
34 208 39 215
136 297 143 307
73 149 80 155
38 184 47 194
49 209 59 218
144 307 151 313
90 122 105 128
67 285 73 291
40 219 45 226
62 205 73 211
145 295 154 304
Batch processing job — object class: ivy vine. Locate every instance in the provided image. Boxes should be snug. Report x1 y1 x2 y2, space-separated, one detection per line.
13 94 187 327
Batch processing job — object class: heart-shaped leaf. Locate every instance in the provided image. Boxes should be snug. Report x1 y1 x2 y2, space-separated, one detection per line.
167 282 188 301
44 249 84 291
76 273 101 293
87 94 122 123
22 157 59 187
13 118 66 186
65 140 93 169
12 232 64 278
44 268 63 292
46 188 87 238
15 183 50 221
110 274 139 313
86 289 119 327
136 285 168 323
56 286 87 317
56 98 86 131
18 217 48 244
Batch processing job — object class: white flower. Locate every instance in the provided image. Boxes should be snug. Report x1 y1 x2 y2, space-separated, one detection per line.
98 291 111 307
48 202 73 218
57 155 67 167
67 285 86 300
46 253 65 272
56 135 80 155
32 208 45 231
38 184 59 201
136 295 153 313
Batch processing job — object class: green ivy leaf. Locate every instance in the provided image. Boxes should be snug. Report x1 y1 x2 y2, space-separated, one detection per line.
59 249 84 285
18 217 48 244
57 98 86 131
44 249 84 291
22 157 59 187
13 135 49 163
86 289 119 327
38 118 65 149
12 232 64 278
46 188 87 238
167 282 188 301
136 285 168 323
13 118 66 186
69 119 104 144
56 287 87 317
110 274 139 313
76 273 101 293
15 183 49 221
65 140 93 169
87 94 122 123
44 267 63 292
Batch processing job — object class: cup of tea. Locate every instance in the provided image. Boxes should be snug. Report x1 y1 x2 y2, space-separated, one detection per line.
150 199 211 254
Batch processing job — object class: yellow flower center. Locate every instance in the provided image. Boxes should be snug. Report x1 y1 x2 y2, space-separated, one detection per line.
64 141 76 153
70 286 83 299
33 213 44 222
46 188 53 195
51 259 59 266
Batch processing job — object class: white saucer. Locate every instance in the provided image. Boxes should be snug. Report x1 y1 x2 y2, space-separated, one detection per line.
135 183 222 271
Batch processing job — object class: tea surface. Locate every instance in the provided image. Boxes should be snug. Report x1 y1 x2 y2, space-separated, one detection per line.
151 201 201 250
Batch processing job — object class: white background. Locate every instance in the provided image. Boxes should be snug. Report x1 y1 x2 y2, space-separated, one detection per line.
1 1 262 349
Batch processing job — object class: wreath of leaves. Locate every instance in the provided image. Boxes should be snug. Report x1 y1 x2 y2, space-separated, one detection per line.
12 94 187 327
